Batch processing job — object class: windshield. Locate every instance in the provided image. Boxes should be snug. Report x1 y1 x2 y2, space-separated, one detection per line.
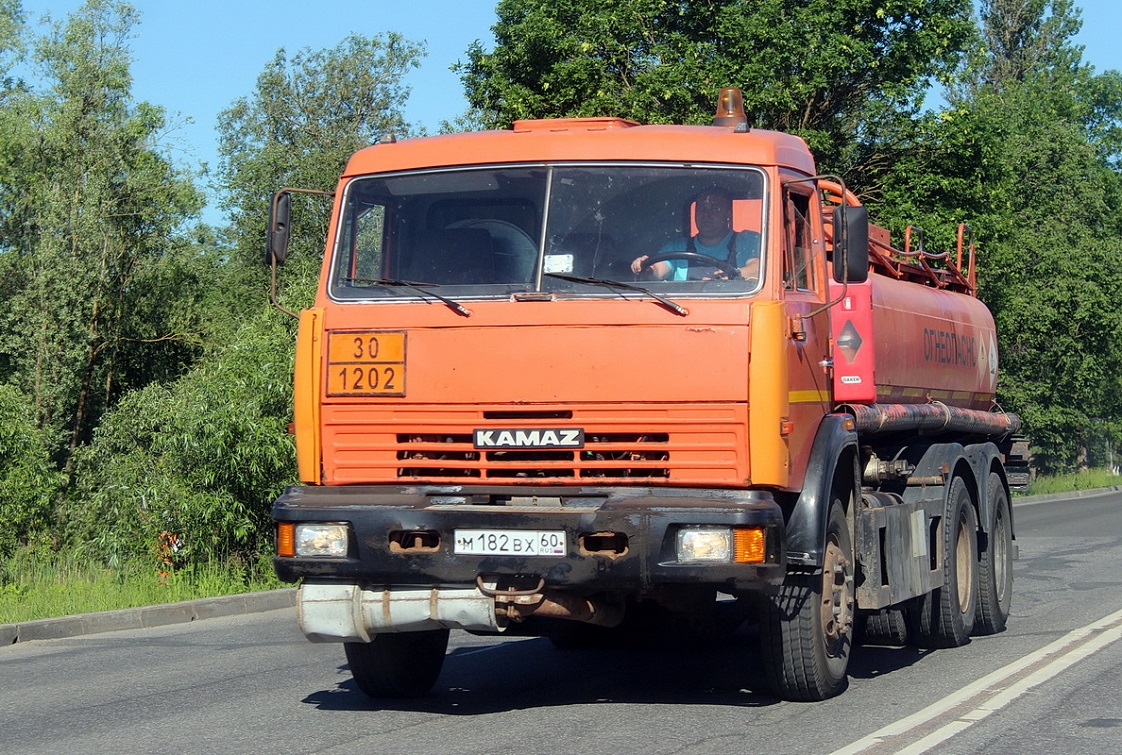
328 164 767 301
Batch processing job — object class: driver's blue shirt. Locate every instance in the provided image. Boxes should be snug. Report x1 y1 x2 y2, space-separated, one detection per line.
659 230 760 281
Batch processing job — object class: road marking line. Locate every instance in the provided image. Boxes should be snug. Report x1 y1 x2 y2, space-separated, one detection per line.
831 606 1122 755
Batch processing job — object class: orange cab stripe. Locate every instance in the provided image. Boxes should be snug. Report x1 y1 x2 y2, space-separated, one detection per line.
748 301 789 487
294 308 324 484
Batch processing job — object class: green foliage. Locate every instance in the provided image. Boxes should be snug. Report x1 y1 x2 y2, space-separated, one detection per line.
1019 467 1122 497
68 312 297 567
0 384 64 557
217 31 426 304
460 0 973 174
0 0 205 476
0 0 23 77
1 9 432 585
871 0 1122 472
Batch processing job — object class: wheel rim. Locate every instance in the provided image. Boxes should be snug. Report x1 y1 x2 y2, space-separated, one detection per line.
955 514 975 613
821 537 854 654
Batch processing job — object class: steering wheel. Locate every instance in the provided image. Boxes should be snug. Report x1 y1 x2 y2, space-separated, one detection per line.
639 251 742 280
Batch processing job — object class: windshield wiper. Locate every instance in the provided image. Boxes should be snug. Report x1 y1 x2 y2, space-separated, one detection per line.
543 273 688 317
343 277 472 317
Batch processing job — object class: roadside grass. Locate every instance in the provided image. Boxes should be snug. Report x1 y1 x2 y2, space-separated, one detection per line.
0 550 283 624
1016 467 1122 497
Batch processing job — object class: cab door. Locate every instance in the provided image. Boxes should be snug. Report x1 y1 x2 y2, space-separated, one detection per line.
782 182 831 489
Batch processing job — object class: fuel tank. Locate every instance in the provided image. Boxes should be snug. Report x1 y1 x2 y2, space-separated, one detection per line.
829 272 999 411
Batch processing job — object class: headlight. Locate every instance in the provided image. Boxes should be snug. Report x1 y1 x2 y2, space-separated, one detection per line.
675 526 767 564
294 523 350 557
677 527 733 563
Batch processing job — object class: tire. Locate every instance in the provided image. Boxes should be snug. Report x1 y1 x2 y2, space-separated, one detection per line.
911 477 978 647
344 629 450 698
762 500 854 701
857 608 909 646
975 472 1013 635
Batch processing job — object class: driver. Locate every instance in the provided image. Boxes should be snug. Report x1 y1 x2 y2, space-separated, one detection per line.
630 188 760 281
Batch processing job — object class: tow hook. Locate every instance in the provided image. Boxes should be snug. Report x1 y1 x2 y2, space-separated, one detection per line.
476 575 624 627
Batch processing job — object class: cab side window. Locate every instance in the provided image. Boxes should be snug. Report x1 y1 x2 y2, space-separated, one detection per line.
784 191 814 292
340 202 387 281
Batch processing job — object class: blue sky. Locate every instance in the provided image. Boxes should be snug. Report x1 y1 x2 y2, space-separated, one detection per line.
22 0 501 222
21 0 1122 225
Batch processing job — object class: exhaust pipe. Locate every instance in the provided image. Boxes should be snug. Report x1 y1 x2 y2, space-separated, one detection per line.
514 590 625 627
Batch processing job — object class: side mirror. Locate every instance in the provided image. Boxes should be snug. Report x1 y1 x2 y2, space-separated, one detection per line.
832 204 869 284
267 190 292 265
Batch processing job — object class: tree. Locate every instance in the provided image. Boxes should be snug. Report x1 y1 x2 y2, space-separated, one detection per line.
958 0 1122 169
58 30 433 567
874 0 1122 472
216 31 426 308
957 0 1082 93
459 0 973 179
980 86 1122 472
0 0 204 478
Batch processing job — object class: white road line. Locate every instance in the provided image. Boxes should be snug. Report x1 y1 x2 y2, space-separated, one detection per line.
831 606 1122 755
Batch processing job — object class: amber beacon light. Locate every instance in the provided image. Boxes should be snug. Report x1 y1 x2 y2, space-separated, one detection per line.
712 87 748 129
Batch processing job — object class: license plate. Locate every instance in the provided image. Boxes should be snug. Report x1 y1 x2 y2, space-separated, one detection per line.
453 529 566 557
326 331 406 397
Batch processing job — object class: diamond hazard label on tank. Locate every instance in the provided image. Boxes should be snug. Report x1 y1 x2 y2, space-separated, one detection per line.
836 320 863 364
988 333 999 389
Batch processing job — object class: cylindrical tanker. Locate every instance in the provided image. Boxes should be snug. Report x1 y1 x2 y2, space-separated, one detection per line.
870 272 997 409
829 267 1016 436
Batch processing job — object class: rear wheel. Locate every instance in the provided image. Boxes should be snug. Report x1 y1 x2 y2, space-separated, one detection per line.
975 472 1013 634
911 477 978 647
344 629 450 698
762 500 854 701
856 608 909 646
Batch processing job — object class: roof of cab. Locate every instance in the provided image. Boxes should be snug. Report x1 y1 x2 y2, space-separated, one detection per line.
342 120 816 177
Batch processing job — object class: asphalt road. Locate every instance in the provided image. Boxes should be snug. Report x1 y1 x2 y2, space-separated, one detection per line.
2 489 1121 754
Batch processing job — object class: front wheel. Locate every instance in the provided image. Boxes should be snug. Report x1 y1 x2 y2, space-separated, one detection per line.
762 500 854 701
344 629 450 698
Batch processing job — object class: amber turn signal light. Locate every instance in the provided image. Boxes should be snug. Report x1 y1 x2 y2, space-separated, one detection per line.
733 527 766 563
276 522 296 558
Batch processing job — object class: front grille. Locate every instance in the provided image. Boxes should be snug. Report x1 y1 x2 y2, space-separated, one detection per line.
322 404 746 485
396 432 670 479
395 433 480 478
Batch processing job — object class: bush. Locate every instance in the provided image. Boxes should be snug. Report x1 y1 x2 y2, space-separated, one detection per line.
0 384 64 557
67 312 297 568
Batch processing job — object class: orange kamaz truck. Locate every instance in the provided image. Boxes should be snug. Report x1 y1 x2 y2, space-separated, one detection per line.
269 88 1020 701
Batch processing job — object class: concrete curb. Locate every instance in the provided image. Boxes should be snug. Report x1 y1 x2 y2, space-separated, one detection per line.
1 587 297 646
1011 485 1122 506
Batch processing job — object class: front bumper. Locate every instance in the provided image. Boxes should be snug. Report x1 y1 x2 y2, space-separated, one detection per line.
273 484 786 592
